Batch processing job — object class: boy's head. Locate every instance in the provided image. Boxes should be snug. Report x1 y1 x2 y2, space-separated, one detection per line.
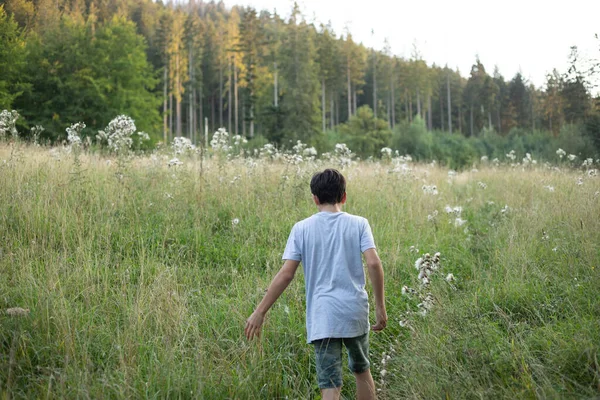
310 169 346 205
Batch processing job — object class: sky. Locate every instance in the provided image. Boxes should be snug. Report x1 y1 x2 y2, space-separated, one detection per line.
222 0 600 91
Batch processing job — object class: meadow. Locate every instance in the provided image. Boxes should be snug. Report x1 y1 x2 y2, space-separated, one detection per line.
1 139 599 399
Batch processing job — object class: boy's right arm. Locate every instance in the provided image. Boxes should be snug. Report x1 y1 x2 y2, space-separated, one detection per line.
364 248 387 331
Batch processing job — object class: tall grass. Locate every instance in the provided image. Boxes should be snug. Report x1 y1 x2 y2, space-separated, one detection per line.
1 143 599 399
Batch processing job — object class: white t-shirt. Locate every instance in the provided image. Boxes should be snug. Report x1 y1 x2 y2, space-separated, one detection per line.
282 211 376 343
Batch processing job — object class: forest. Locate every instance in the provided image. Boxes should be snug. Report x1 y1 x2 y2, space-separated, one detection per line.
1 0 599 163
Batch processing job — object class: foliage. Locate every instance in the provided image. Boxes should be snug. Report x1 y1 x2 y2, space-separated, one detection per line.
0 6 28 110
15 15 159 141
338 105 391 158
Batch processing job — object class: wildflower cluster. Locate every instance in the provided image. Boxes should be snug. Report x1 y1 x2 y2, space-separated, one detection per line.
259 143 277 159
210 127 230 152
31 125 44 145
506 150 516 161
556 148 566 159
388 153 413 174
444 205 466 227
380 147 392 159
422 184 438 195
96 115 138 153
522 153 537 166
0 110 19 139
399 252 456 328
172 137 196 155
334 143 353 168
66 122 85 147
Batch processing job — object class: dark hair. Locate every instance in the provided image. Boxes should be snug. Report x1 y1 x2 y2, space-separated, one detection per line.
310 169 346 205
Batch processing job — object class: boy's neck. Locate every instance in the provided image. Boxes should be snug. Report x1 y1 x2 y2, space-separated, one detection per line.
317 203 343 213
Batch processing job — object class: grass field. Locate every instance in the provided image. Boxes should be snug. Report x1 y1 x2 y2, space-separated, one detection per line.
1 142 599 399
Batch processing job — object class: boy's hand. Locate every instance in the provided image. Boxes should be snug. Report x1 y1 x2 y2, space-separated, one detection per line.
245 310 265 340
371 305 387 331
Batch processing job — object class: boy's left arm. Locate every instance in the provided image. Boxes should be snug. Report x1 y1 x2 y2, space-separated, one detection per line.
245 259 300 340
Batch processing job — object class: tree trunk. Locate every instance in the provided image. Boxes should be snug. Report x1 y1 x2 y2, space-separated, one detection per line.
417 89 421 119
210 96 215 134
390 72 395 129
447 73 452 133
169 92 173 141
228 57 232 134
458 107 462 133
321 79 326 133
427 93 432 130
488 111 492 130
189 45 193 138
241 95 246 137
353 89 357 115
469 105 474 137
234 65 239 135
176 52 181 136
497 107 501 134
274 61 278 107
330 91 334 130
347 63 352 119
336 94 340 126
198 88 203 144
163 66 168 143
373 51 377 118
440 86 444 131
219 61 223 128
408 92 413 123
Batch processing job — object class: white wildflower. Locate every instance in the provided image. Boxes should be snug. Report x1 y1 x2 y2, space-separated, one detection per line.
0 110 19 138
454 218 467 227
552 247 558 252
588 169 597 177
481 155 489 163
232 218 240 226
544 185 555 192
172 137 196 155
381 147 392 158
445 273 455 282
576 177 584 186
501 205 509 214
427 210 438 222
168 158 183 167
414 257 423 270
303 146 317 157
96 115 136 153
66 122 85 147
210 128 230 152
422 185 438 195
506 150 516 161
478 181 487 189
568 154 576 161
542 230 550 241
556 148 566 159
409 245 419 253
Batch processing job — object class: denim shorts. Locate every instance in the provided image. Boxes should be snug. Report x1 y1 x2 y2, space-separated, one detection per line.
312 332 370 389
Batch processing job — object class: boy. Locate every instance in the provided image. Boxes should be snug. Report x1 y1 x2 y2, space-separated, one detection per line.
245 168 387 400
